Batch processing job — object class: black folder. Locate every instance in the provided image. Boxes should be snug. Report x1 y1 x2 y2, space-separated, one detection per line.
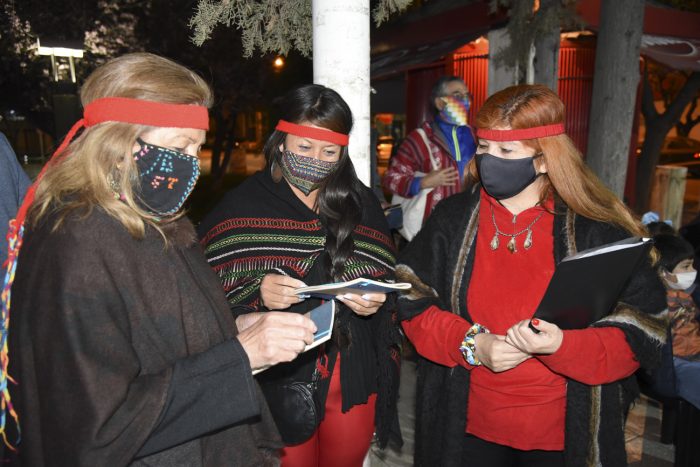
533 237 653 330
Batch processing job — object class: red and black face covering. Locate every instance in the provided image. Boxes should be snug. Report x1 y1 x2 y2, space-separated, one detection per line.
274 120 349 195
475 124 564 200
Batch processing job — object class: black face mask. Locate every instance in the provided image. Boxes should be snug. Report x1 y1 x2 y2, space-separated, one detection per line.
475 152 539 200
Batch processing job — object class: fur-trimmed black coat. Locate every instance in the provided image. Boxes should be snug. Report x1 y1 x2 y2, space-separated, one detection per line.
7 208 282 466
396 185 668 467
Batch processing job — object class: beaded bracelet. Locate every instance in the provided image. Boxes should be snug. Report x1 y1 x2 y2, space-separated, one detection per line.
459 323 490 366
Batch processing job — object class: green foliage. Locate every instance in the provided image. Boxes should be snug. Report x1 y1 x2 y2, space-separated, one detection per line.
372 0 413 26
190 0 312 57
0 2 52 130
190 0 413 57
0 0 147 131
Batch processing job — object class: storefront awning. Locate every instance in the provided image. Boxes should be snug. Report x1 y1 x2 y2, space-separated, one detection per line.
640 35 700 72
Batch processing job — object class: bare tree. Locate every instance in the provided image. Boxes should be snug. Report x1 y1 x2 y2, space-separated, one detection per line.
635 67 700 211
675 93 700 138
487 0 579 87
585 0 645 198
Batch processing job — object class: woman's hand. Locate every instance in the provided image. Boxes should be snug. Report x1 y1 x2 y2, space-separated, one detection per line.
337 292 386 316
260 274 307 310
235 312 264 332
237 312 317 371
505 319 563 355
473 333 531 372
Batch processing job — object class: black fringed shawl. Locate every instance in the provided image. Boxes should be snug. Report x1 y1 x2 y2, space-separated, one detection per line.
396 184 668 467
198 170 402 449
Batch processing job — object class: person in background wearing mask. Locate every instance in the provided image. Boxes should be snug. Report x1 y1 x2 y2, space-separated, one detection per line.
198 84 402 467
395 84 666 466
653 233 700 410
382 76 476 237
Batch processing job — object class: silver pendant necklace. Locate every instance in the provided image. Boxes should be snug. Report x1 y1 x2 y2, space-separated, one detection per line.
489 203 545 253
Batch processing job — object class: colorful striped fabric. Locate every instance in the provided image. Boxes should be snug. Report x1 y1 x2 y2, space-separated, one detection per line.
202 216 396 307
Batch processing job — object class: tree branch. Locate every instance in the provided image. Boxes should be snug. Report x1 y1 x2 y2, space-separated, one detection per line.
641 64 660 125
660 71 700 127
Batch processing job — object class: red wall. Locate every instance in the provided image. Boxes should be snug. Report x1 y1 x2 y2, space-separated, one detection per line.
404 65 447 131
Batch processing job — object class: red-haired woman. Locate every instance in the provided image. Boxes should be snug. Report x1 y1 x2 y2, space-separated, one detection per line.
396 84 667 466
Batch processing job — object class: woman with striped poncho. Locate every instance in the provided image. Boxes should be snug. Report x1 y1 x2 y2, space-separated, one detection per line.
198 84 402 467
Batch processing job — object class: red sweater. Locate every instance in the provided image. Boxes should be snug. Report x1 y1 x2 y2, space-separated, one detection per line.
402 191 639 451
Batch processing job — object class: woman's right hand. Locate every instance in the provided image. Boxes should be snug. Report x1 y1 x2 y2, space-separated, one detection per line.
237 312 317 371
473 333 531 372
260 273 307 310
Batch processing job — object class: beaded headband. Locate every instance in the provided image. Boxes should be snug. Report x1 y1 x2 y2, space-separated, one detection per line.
476 123 565 141
276 120 349 146
0 97 209 449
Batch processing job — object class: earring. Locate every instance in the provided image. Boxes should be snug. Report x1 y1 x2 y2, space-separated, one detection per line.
108 172 122 200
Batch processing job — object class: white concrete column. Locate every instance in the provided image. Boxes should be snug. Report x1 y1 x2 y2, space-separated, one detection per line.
313 0 371 186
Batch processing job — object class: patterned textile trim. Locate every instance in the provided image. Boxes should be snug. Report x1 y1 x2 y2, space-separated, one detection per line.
217 255 318 286
205 234 325 253
354 240 396 264
208 246 325 263
341 262 392 282
354 225 396 251
587 385 602 467
395 264 439 301
204 215 397 307
226 277 264 304
451 203 480 315
597 304 669 344
201 217 323 244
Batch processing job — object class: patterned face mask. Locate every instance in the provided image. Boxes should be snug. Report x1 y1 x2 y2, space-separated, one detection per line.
278 149 339 195
439 95 470 127
133 138 200 216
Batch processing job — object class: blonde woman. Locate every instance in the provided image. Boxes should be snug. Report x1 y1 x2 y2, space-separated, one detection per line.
3 53 316 466
396 84 667 466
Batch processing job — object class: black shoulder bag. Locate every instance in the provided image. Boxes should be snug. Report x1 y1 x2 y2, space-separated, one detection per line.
259 367 323 445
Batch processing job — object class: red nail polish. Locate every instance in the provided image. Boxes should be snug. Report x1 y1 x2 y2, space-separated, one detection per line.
532 319 540 326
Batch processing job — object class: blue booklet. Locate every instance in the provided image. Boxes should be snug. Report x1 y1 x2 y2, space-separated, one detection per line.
252 300 336 375
294 277 411 299
306 300 335 351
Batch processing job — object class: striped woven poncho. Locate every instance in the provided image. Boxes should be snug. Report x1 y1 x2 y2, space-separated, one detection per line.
197 168 403 449
198 170 397 309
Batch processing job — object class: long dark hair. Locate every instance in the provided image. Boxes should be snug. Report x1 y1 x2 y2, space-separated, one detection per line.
263 84 363 281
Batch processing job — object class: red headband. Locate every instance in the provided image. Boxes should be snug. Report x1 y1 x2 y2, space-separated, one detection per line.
8 96 210 270
84 97 209 130
276 120 349 146
476 123 565 141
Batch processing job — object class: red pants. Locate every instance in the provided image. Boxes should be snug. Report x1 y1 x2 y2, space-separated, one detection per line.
281 357 377 467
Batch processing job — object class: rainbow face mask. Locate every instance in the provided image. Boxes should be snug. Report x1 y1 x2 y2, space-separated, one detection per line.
439 95 470 127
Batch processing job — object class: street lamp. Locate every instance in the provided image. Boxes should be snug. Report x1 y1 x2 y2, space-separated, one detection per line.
273 56 285 71
36 38 84 142
36 38 84 83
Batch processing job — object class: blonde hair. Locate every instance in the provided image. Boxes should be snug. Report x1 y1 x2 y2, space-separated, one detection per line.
29 52 212 238
469 84 644 237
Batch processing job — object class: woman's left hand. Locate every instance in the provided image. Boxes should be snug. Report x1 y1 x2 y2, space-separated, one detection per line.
337 292 386 316
505 319 564 355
